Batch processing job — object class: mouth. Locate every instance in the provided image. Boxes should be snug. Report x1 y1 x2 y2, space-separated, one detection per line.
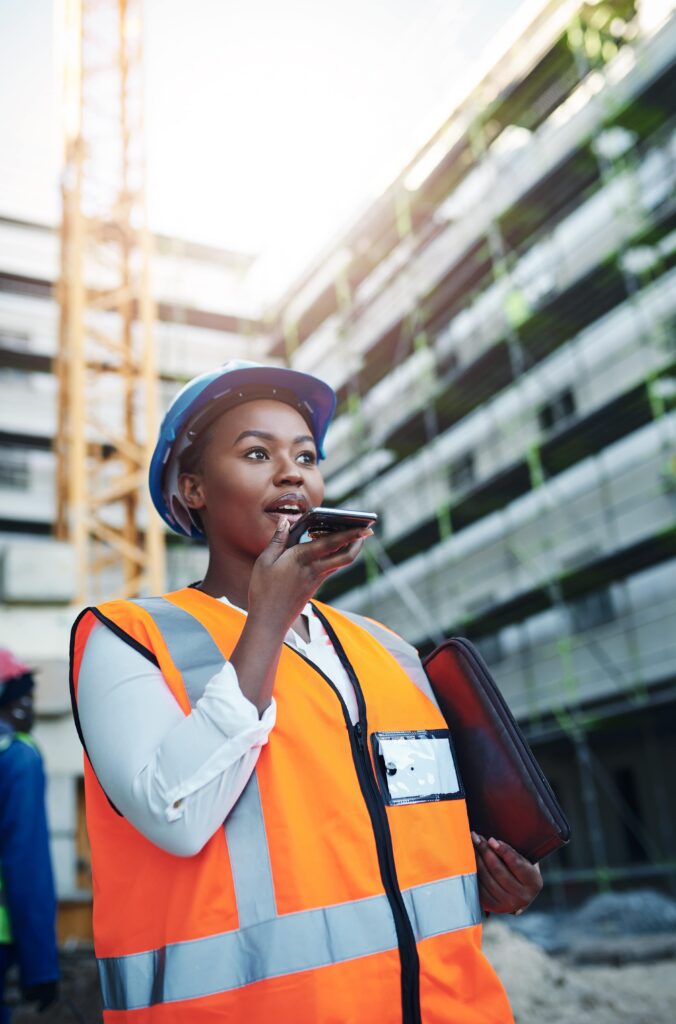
264 494 309 525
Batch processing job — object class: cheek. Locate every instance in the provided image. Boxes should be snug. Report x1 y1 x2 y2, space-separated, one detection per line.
306 469 325 506
201 464 268 535
202 462 250 505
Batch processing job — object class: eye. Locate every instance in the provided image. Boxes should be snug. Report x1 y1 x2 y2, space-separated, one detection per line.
244 447 269 460
297 450 317 465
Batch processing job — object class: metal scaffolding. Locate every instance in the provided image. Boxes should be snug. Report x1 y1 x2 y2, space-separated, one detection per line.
282 0 676 899
54 0 165 602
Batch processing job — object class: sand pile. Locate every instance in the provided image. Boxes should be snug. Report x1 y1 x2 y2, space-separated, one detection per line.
484 918 676 1024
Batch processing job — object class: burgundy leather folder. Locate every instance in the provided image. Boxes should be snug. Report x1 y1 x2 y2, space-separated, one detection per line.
423 637 571 862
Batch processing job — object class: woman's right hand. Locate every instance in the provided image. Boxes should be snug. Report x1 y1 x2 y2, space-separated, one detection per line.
230 517 372 714
248 516 372 634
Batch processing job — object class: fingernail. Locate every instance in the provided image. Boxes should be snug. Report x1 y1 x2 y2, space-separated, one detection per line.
279 516 290 530
488 837 501 851
470 831 480 844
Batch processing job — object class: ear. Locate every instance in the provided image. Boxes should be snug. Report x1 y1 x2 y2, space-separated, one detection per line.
178 472 206 510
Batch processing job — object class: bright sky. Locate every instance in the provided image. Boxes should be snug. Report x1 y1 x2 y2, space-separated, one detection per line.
0 0 522 301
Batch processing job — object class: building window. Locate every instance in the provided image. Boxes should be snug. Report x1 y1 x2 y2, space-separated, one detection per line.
613 767 648 864
563 546 601 572
0 329 30 350
0 449 29 490
449 452 475 490
465 592 496 619
436 349 459 379
569 588 615 632
538 388 576 433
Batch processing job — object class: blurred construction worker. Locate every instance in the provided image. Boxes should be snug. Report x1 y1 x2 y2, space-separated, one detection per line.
0 649 59 1023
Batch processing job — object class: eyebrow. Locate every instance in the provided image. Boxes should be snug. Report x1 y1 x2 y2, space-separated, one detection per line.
233 429 316 447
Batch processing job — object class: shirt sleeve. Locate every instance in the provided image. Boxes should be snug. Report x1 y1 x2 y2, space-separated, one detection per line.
77 621 276 856
0 742 60 987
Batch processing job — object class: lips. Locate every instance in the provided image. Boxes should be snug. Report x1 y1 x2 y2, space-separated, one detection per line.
264 492 309 523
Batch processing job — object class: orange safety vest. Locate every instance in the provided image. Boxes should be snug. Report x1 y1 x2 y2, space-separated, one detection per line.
70 587 513 1024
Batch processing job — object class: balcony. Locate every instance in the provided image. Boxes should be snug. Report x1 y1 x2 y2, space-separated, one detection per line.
0 289 264 387
493 557 676 720
307 20 676 392
334 414 676 646
323 266 675 549
0 217 262 322
321 127 675 480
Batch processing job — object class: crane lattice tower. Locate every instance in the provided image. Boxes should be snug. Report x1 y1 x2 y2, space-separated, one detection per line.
55 0 165 602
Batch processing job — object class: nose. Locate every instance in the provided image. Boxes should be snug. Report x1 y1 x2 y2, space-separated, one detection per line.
273 452 303 485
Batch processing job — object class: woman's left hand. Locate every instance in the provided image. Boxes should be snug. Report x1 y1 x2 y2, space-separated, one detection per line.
471 832 543 914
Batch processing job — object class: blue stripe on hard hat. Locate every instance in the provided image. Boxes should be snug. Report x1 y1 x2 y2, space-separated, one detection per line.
149 361 337 539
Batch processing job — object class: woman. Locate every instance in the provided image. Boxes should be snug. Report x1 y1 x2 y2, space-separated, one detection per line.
70 360 541 1023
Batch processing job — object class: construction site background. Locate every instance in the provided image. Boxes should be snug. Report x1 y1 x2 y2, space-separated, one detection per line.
1 0 676 1020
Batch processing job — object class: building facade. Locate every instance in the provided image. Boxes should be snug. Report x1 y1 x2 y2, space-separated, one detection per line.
270 0 676 899
0 216 266 937
0 0 674 937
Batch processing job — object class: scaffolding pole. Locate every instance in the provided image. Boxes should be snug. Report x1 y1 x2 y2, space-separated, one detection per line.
55 0 165 602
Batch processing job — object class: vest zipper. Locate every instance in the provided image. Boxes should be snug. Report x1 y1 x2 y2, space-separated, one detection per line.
352 718 421 1024
290 608 422 1024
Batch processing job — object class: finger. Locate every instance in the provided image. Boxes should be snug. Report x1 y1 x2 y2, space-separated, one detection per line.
310 527 372 558
472 836 514 903
301 533 367 570
317 532 368 559
298 527 373 561
473 835 514 909
315 537 366 574
260 516 290 562
476 844 529 901
476 853 529 914
484 838 541 902
475 859 511 912
487 837 542 889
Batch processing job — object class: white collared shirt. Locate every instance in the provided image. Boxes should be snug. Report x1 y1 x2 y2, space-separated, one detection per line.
77 599 357 856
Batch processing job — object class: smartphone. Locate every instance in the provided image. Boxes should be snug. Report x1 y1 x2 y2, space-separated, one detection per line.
286 507 378 547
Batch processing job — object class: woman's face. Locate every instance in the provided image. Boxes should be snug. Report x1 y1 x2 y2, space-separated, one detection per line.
179 398 325 559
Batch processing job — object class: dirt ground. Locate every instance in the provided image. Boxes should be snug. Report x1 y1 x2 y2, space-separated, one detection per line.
8 923 676 1023
483 920 676 1024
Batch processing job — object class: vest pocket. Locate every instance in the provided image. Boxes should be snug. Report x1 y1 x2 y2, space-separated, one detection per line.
370 729 465 806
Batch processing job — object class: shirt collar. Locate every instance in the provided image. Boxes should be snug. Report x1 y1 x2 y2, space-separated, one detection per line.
216 593 317 647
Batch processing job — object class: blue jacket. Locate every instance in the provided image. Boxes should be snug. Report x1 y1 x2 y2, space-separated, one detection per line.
0 721 59 987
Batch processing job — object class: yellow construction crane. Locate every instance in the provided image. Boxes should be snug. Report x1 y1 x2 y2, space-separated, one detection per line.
55 0 165 602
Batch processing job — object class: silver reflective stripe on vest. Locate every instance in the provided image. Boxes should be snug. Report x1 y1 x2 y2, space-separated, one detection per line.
336 608 441 709
131 597 277 926
131 597 227 708
403 872 480 942
98 872 481 1011
224 773 276 927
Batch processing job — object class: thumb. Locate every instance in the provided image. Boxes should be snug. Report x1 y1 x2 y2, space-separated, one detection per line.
261 515 291 562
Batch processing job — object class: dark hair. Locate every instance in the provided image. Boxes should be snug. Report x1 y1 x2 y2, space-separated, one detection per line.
177 424 215 478
0 671 35 708
176 424 217 534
